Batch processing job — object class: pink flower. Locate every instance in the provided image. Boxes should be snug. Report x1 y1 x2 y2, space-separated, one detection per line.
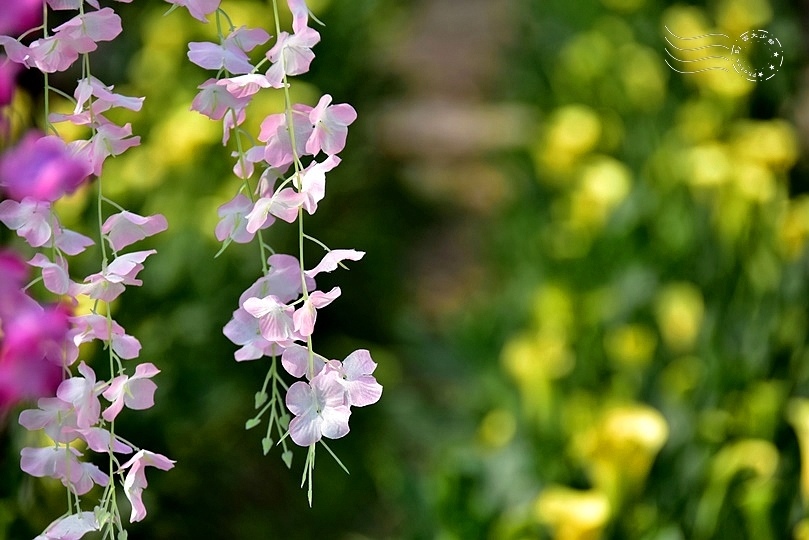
265 27 320 87
191 78 250 121
216 193 262 244
0 59 21 107
73 76 144 115
19 397 79 444
68 313 142 364
53 8 122 44
34 511 100 540
242 295 296 343
69 250 156 302
305 94 357 156
165 0 221 23
257 106 313 168
325 349 382 407
0 0 41 37
21 446 109 495
242 254 312 305
292 286 340 337
28 253 70 295
223 307 283 361
102 211 168 251
296 155 340 214
286 369 351 446
287 0 310 33
102 362 159 421
305 248 365 278
120 450 175 522
69 117 140 176
0 198 53 247
56 362 100 429
0 132 91 203
217 74 272 98
281 343 326 379
188 26 270 74
0 294 67 412
245 188 304 233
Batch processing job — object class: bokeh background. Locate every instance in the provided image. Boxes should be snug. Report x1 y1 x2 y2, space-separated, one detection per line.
3 0 809 538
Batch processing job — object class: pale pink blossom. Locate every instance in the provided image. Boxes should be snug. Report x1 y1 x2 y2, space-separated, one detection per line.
69 118 140 176
326 349 382 407
53 227 94 256
191 78 250 121
102 362 159 421
165 0 221 23
292 287 340 337
56 362 100 429
305 249 365 278
53 8 122 44
188 26 270 74
257 106 313 168
77 426 133 454
295 155 340 214
216 193 263 244
102 211 168 251
68 313 142 363
240 255 313 306
69 250 156 302
73 76 144 115
0 198 54 247
217 74 272 98
120 450 175 522
286 369 350 446
305 94 357 156
34 511 100 540
281 343 326 379
223 307 284 361
242 295 296 342
245 188 303 233
265 28 320 87
21 446 109 495
28 253 70 295
19 397 79 444
287 0 311 33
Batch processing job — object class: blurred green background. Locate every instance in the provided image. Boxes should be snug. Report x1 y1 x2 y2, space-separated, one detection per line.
3 0 809 538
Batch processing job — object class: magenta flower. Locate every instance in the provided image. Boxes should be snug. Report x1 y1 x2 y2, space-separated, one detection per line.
102 362 159 421
0 59 20 107
286 369 351 446
305 95 357 156
101 211 168 251
34 511 100 540
0 132 91 202
120 450 175 522
0 294 67 413
0 0 42 37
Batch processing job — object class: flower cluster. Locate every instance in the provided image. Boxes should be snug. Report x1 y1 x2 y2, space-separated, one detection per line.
0 1 172 537
175 0 381 502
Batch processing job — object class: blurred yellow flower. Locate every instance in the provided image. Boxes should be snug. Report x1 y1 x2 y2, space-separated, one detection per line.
787 399 809 505
537 105 602 174
779 196 809 259
604 324 657 368
574 405 669 503
534 487 611 540
654 282 704 352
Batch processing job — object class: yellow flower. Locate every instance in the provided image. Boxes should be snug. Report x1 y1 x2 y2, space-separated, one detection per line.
535 487 611 540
